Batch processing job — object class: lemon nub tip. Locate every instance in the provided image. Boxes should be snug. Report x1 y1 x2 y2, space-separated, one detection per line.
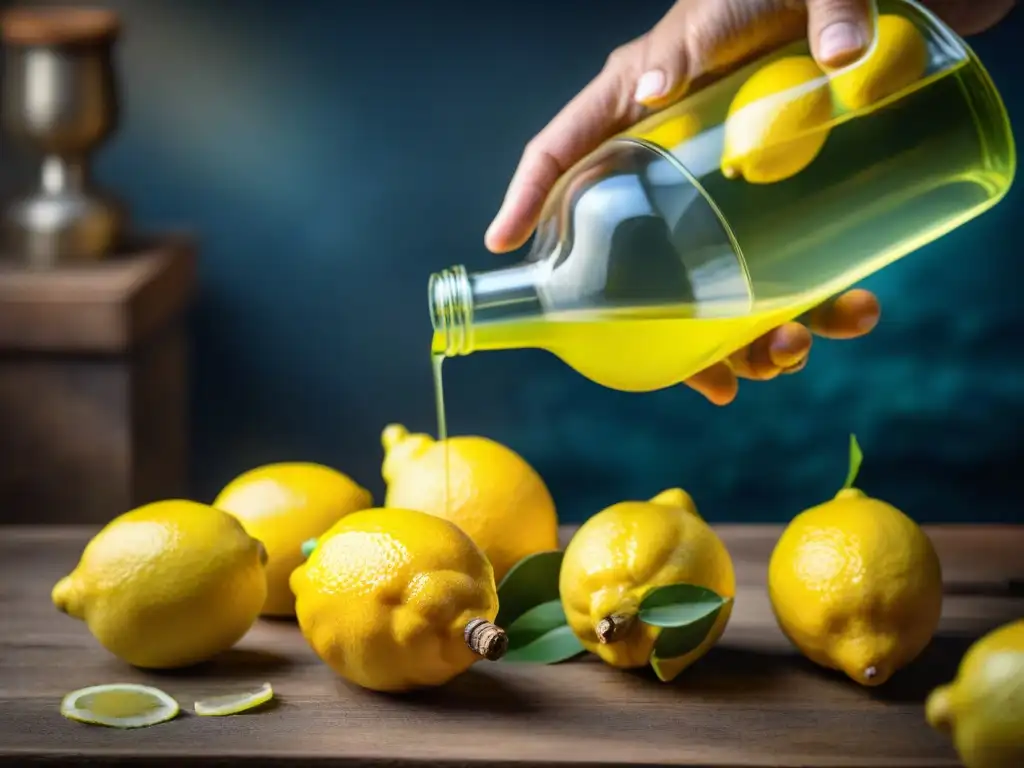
381 423 409 451
721 163 741 180
51 576 75 615
855 663 891 687
835 488 867 500
925 686 953 731
464 618 508 661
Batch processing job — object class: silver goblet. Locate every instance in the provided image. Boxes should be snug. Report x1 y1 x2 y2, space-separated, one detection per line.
1 8 126 267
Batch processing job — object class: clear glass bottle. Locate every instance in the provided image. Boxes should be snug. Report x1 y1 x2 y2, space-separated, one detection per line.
429 0 1015 393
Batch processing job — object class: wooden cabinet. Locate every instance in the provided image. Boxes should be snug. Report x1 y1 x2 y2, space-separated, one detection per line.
0 236 196 524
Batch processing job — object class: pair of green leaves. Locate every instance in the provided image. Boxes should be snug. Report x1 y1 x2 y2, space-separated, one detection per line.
497 550 731 676
637 583 732 681
496 550 585 664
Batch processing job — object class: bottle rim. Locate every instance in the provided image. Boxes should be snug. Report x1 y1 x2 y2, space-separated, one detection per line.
428 265 473 356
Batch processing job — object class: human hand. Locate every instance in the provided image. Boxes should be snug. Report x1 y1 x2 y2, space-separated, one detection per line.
484 0 1014 405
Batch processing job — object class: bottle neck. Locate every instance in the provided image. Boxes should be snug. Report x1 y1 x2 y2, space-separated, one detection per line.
429 262 543 357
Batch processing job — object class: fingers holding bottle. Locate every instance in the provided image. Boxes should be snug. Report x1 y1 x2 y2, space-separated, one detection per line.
805 289 881 339
485 0 877 255
683 288 881 405
484 41 648 254
485 4 705 254
806 0 874 68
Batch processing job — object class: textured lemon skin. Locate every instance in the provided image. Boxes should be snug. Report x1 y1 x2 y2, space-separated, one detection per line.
831 14 929 111
559 489 735 673
382 425 558 583
214 462 372 616
926 620 1024 768
721 55 834 184
290 507 499 693
52 500 268 669
768 488 943 686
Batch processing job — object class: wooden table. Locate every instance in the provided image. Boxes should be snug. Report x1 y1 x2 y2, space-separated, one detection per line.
2 525 1021 767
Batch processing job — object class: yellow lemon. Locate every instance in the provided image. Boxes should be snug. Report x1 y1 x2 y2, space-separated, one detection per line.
290 507 506 692
381 424 558 582
213 462 372 617
52 500 268 669
830 14 929 111
768 436 942 686
629 111 701 150
559 488 735 679
926 620 1024 768
721 55 834 184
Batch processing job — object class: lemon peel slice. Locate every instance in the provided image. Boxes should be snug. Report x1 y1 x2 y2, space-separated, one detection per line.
194 682 274 716
60 683 180 729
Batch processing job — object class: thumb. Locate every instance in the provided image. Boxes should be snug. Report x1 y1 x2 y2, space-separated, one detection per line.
806 0 874 68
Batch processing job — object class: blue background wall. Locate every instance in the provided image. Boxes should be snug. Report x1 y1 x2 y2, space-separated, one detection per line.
6 0 1022 523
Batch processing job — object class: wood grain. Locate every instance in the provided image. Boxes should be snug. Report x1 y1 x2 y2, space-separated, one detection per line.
1 525 1021 767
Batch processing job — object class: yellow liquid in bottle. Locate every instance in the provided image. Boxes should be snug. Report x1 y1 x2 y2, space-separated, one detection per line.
430 45 1014 417
432 302 820 393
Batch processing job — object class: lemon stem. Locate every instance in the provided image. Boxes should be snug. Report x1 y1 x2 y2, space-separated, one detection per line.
464 619 508 661
596 613 636 644
301 538 317 559
841 433 864 490
864 665 877 680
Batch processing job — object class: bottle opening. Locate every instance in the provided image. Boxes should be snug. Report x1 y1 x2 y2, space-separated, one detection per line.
428 265 473 357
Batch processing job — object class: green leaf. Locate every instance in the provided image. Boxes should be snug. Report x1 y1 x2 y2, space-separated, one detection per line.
301 538 317 559
496 550 564 628
637 584 729 681
501 600 585 664
637 583 726 628
842 433 863 490
650 597 731 661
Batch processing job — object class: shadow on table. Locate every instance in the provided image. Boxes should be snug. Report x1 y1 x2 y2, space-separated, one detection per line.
725 633 977 704
868 634 975 703
625 644 806 694
628 633 980 704
348 666 545 716
144 648 295 679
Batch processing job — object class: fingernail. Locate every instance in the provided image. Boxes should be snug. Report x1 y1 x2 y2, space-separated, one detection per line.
769 327 808 368
819 22 867 66
773 347 807 370
633 69 667 105
783 357 809 375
